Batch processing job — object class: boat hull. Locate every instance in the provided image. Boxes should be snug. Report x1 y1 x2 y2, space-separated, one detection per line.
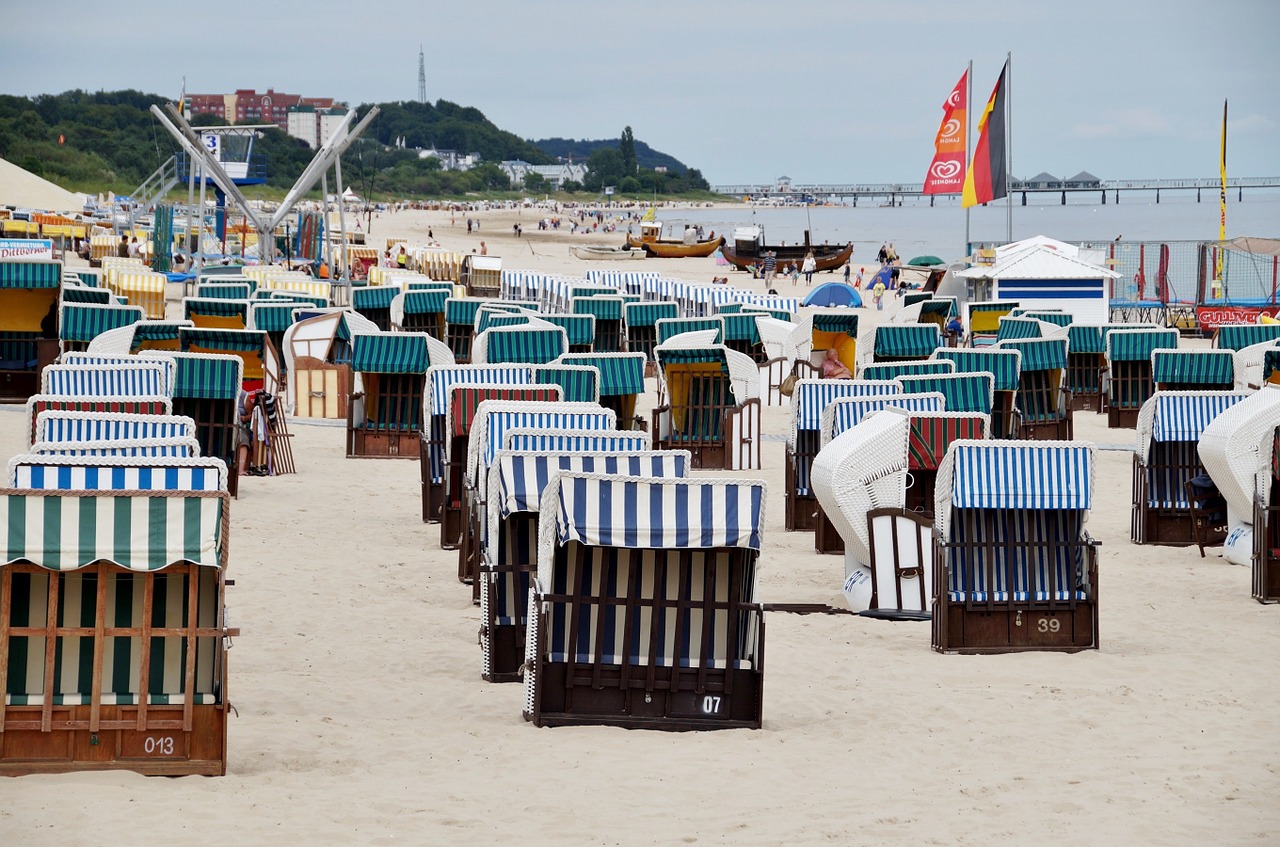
721 241 853 272
625 234 725 259
572 246 646 261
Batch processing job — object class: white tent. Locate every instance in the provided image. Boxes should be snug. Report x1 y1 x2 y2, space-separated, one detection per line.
957 238 1120 323
0 156 87 213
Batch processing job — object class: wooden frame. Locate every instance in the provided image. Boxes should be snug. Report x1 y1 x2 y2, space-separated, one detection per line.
866 508 933 612
1252 487 1280 603
1015 370 1073 441
171 396 240 499
1130 444 1215 547
1066 352 1104 411
346 372 425 459
1105 361 1153 428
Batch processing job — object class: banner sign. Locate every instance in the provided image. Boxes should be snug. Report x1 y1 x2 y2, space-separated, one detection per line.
1196 305 1280 330
923 70 968 195
0 238 55 261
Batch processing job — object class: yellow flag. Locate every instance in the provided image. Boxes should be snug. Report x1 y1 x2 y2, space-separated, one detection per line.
641 207 655 222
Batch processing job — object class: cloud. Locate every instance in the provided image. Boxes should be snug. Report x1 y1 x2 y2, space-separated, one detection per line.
1229 113 1275 135
1072 108 1173 139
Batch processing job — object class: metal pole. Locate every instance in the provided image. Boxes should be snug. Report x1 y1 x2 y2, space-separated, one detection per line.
335 155 350 283
185 151 197 267
196 161 208 266
1005 51 1013 244
964 58 972 257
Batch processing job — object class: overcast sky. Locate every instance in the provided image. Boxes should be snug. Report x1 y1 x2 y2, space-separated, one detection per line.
3 0 1276 186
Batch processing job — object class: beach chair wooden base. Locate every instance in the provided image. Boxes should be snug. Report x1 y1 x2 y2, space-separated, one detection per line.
1133 507 1209 547
347 427 418 458
1107 407 1141 428
171 396 239 498
783 447 818 531
418 435 444 523
1020 413 1073 441
1253 498 1280 603
0 340 57 404
0 704 228 777
931 602 1097 654
346 373 424 459
814 506 845 555
1069 391 1101 412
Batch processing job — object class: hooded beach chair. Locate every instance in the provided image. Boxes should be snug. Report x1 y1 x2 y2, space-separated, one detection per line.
1213 322 1280 353
532 363 600 405
389 289 448 339
1198 387 1280 600
1103 327 1179 428
1151 349 1235 391
347 332 452 458
896 372 995 419
784 379 901 532
141 351 244 496
996 337 1072 440
41 360 173 399
859 360 955 382
932 348 1023 438
480 449 690 682
24 393 173 448
558 352 648 429
963 300 1019 347
653 344 761 470
0 259 62 402
194 281 254 301
523 471 767 730
351 284 400 331
624 301 680 370
57 302 143 354
471 324 568 366
787 311 860 379
1131 390 1248 546
863 324 942 367
572 295 627 353
419 364 534 525
536 313 596 354
282 310 377 420
7 453 228 492
0 485 235 775
1064 325 1128 412
932 440 1099 654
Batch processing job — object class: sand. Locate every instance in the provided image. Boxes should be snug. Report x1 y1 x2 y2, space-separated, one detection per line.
2 208 1278 846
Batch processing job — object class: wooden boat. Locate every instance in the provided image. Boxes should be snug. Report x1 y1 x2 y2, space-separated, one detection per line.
720 225 853 273
624 220 724 258
571 245 646 261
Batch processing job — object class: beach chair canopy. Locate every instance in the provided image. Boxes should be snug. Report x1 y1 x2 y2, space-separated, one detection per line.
572 295 625 321
997 337 1069 372
492 450 691 519
40 361 173 398
897 373 996 415
425 364 533 419
532 364 600 403
1151 349 1235 387
859 360 955 381
1215 323 1280 352
142 351 243 401
30 435 202 459
872 324 942 358
60 286 114 305
467 400 616 487
472 325 568 365
32 410 197 447
501 428 650 456
536 313 596 348
249 302 298 334
59 303 143 344
558 352 646 397
7 454 228 492
790 379 901 440
624 301 680 329
656 316 725 346
1106 327 1179 362
1137 390 1250 459
933 348 1023 392
821 392 947 445
655 344 760 404
351 332 438 374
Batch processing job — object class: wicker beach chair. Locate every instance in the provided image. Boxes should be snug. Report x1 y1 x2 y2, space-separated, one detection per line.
1212 322 1280 353
932 348 1023 438
862 324 943 368
1065 325 1129 411
140 351 244 496
524 471 768 730
963 300 1019 347
624 301 679 372
1103 327 1179 428
347 332 451 458
534 313 596 354
480 449 690 682
933 440 1100 654
652 343 761 470
532 363 600 405
1151 348 1235 391
572 295 627 352
350 284 401 332
996 337 1072 440
57 302 143 354
558 352 648 429
0 260 63 402
471 324 568 366
1131 390 1248 546
444 297 486 362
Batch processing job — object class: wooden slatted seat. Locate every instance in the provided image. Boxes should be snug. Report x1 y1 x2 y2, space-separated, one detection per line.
653 344 760 470
997 337 1072 440
1104 328 1178 428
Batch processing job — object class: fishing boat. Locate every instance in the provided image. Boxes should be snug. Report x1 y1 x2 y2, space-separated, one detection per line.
720 225 853 273
624 220 724 258
571 245 646 261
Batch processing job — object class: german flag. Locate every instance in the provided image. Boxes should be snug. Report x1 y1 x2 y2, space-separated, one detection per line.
961 61 1009 208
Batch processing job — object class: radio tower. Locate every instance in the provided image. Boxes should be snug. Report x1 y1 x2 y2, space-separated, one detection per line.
417 46 427 104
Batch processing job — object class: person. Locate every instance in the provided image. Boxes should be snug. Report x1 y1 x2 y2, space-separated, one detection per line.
802 252 817 285
128 236 140 259
788 263 800 285
886 242 899 264
821 347 853 379
317 260 331 279
479 241 487 256
945 315 964 343
237 389 260 477
872 278 886 310
854 267 864 288
78 238 91 261
843 262 851 284
876 243 888 265
396 246 408 269
172 252 187 273
762 251 777 283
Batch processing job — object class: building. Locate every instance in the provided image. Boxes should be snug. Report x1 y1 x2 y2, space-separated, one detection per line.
185 88 340 133
498 160 588 191
418 147 479 171
286 105 350 149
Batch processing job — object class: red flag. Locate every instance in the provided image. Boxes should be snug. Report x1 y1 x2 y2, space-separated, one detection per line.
922 70 968 195
58 134 65 145
962 61 1009 208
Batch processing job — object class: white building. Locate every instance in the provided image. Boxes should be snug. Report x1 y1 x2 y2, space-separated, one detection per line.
498 160 588 191
286 105 349 149
418 147 479 171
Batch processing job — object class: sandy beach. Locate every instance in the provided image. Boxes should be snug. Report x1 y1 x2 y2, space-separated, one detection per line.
2 208 1278 846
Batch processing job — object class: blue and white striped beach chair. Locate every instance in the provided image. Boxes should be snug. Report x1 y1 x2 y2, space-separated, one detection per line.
480 449 690 682
30 435 202 459
40 360 172 399
933 440 1099 653
8 453 228 492
32 410 197 447
524 471 768 729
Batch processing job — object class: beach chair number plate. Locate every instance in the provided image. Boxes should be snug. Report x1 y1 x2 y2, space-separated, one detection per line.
670 692 727 719
1037 618 1062 633
121 733 180 758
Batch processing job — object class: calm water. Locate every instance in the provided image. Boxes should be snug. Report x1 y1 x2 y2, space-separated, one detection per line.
655 190 1280 267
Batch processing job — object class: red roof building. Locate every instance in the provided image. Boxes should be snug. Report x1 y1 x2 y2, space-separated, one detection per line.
185 89 339 132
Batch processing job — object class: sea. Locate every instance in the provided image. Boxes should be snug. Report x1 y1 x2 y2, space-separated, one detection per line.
651 189 1280 268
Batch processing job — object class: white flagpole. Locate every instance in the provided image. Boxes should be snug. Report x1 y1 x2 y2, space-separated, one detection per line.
1005 51 1013 244
964 58 973 257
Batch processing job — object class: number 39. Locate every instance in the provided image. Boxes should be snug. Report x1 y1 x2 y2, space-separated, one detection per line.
1037 618 1061 634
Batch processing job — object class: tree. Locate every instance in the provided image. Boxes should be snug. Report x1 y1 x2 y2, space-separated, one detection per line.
619 176 641 194
583 147 623 192
619 126 637 178
523 171 549 193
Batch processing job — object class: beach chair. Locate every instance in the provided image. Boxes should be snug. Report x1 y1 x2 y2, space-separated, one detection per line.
896 372 995 417
996 337 1072 440
625 301 680 373
790 311 860 379
1212 323 1280 352
41 360 173 399
532 363 600 404
30 435 202 459
1231 340 1280 391
390 289 448 338
524 472 767 730
0 486 235 775
471 324 568 366
347 332 451 459
1103 327 1179 428
994 316 1059 343
536 313 596 354
182 298 251 331
652 344 761 470
57 303 143 353
107 270 166 319
858 360 955 381
933 440 1100 654
460 401 616 588
785 379 900 532
903 411 991 516
1064 325 1123 412
23 393 173 447
1151 349 1235 391
419 364 534 525
964 300 1019 347
864 324 942 367
572 296 626 352
351 284 400 331
8 453 228 492
0 259 62 402
1131 390 1247 546
60 285 114 306
932 348 1023 438
558 352 648 429
656 316 726 348
481 449 690 681
440 385 564 550
31 410 197 450
443 297 485 363
282 310 377 420
141 351 244 497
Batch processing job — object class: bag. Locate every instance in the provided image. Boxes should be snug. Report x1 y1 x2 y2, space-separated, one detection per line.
260 392 279 427
779 374 799 397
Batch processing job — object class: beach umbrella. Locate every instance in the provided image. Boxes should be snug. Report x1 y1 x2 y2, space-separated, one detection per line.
907 255 945 267
802 282 864 308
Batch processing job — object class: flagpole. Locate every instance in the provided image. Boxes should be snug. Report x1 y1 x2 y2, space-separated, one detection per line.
964 58 972 257
1218 98 1228 282
1005 51 1013 244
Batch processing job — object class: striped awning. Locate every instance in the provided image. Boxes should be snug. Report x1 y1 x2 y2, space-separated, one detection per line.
861 360 955 381
795 380 900 431
0 260 60 289
476 311 531 335
624 302 679 329
1152 392 1248 442
812 312 860 335
0 490 227 571
481 408 614 467
902 292 933 307
504 431 649 455
995 317 1042 341
534 365 599 403
898 373 994 414
716 303 744 315
1107 328 1179 362
572 296 624 321
195 283 252 300
934 349 1021 391
184 298 250 319
34 412 194 446
1067 325 1105 355
133 321 189 344
1215 323 1280 352
61 287 112 304
42 363 170 399
1151 350 1234 386
569 285 615 301
497 452 689 516
919 299 959 318
485 328 566 365
403 290 448 315
875 325 941 357
270 291 328 308
59 303 143 343
448 386 560 438
250 303 297 333
655 346 729 373
427 365 531 417
550 472 765 552
657 317 725 346
10 457 227 492
559 354 646 396
352 285 400 310
538 314 596 346
180 327 267 354
947 443 1092 510
721 313 761 345
1001 338 1068 372
352 332 432 373
826 393 947 441
1019 310 1072 327
169 354 242 400
908 414 988 471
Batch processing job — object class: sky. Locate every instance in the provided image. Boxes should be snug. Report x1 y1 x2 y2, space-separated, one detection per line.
3 0 1277 187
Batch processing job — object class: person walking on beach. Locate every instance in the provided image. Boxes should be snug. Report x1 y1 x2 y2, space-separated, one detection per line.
854 267 864 288
788 263 800 286
802 252 817 285
843 262 851 284
479 241 487 256
877 243 888 265
116 234 129 259
872 278 886 310
762 251 777 283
